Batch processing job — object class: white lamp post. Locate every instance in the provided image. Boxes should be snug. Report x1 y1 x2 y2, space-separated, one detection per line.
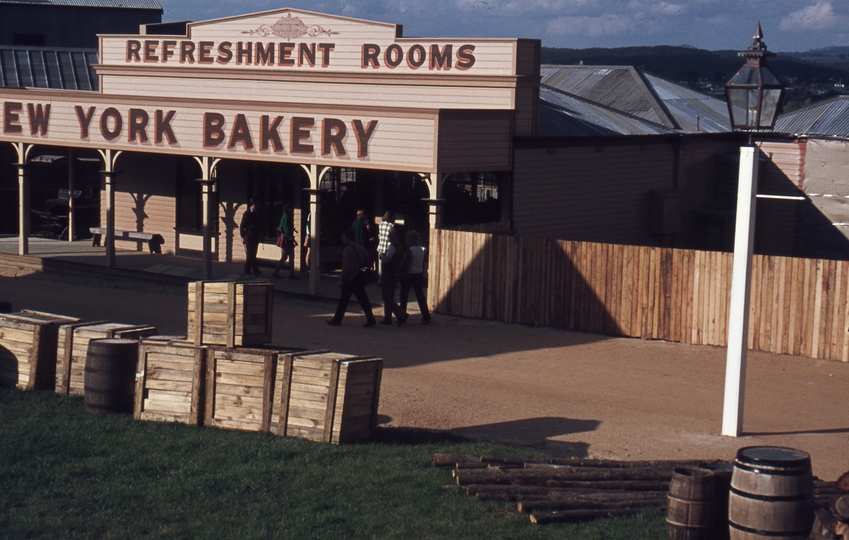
721 23 785 437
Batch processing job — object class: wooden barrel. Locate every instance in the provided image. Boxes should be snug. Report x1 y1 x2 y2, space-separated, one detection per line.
729 446 815 540
84 338 138 414
667 467 716 540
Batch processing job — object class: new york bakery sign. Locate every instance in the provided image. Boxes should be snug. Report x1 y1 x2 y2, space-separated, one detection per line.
0 11 518 169
0 94 437 171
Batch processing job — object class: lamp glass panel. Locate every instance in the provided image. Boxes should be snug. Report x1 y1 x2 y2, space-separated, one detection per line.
759 88 782 128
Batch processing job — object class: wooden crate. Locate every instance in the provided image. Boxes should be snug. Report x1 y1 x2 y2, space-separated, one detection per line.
134 339 206 425
204 347 297 432
272 351 383 444
187 281 273 348
55 322 157 395
0 310 80 390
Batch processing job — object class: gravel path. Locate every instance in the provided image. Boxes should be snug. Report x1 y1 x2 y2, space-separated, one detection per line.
3 267 848 480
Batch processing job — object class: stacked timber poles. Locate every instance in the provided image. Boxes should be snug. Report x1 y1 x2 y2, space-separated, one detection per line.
434 454 845 526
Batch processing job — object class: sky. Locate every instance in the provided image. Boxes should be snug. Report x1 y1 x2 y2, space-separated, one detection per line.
158 0 849 53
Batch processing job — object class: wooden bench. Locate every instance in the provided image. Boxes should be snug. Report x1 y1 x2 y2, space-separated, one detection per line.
90 227 162 254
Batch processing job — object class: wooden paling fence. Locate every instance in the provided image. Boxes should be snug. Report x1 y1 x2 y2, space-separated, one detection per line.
428 230 849 363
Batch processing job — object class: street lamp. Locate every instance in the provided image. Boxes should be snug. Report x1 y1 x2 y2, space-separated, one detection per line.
721 23 785 437
725 23 784 132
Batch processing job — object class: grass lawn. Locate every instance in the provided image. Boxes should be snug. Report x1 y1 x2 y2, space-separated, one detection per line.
0 389 666 539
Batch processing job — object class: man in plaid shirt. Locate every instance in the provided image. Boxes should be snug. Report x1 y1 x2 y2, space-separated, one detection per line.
377 210 396 284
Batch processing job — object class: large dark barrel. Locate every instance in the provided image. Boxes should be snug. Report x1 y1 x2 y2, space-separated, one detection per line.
667 467 715 540
728 446 815 540
84 338 138 414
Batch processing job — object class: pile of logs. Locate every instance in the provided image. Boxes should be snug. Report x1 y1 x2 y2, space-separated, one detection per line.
811 473 849 540
434 453 845 526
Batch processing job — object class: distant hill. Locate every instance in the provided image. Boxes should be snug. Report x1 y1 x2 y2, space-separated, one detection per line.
541 45 849 85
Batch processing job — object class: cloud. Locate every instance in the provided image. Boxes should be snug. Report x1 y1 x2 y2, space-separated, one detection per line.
779 2 842 31
652 2 686 16
456 0 593 14
547 13 637 37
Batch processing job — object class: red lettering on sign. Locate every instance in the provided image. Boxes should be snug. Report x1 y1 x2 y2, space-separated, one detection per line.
144 40 158 62
27 104 50 136
362 44 380 68
384 44 403 68
217 42 233 64
322 118 347 157
456 45 476 70
162 41 177 63
290 117 314 154
129 108 149 143
318 43 334 67
180 41 195 63
126 40 141 62
352 120 377 158
203 112 226 148
256 42 274 65
430 44 453 70
198 41 214 64
228 114 254 150
236 42 252 65
3 102 22 134
74 106 95 138
299 43 316 67
100 108 123 141
155 110 177 145
278 43 295 66
407 45 426 69
260 115 284 152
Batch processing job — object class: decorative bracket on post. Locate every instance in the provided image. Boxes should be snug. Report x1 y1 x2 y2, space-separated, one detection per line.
12 143 34 256
420 172 447 233
193 156 221 280
97 149 123 268
300 164 331 296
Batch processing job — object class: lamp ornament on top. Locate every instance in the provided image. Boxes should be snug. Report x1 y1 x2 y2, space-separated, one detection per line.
724 22 785 132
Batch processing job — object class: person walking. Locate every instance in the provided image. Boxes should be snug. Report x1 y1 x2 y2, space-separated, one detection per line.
326 229 377 327
377 210 395 284
239 197 262 277
378 228 406 325
272 202 298 279
399 230 431 324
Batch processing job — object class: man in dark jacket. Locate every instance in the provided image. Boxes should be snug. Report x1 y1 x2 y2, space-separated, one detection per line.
240 197 262 277
326 229 376 327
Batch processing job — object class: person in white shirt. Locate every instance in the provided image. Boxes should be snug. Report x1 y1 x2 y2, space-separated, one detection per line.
399 230 431 324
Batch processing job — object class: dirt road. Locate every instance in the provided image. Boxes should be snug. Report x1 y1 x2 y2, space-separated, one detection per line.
2 268 848 480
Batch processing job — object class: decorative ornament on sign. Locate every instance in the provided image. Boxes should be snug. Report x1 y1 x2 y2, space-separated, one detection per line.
243 13 339 39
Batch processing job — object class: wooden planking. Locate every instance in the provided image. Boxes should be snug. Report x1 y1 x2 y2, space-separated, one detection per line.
431 229 849 363
188 281 273 348
134 340 206 425
204 346 280 432
0 311 79 391
272 351 382 443
56 322 156 396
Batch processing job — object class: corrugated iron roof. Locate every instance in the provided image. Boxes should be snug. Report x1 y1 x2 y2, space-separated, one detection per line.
0 0 161 8
539 65 731 136
0 46 98 90
775 96 849 138
541 65 674 128
643 74 731 133
539 86 670 137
